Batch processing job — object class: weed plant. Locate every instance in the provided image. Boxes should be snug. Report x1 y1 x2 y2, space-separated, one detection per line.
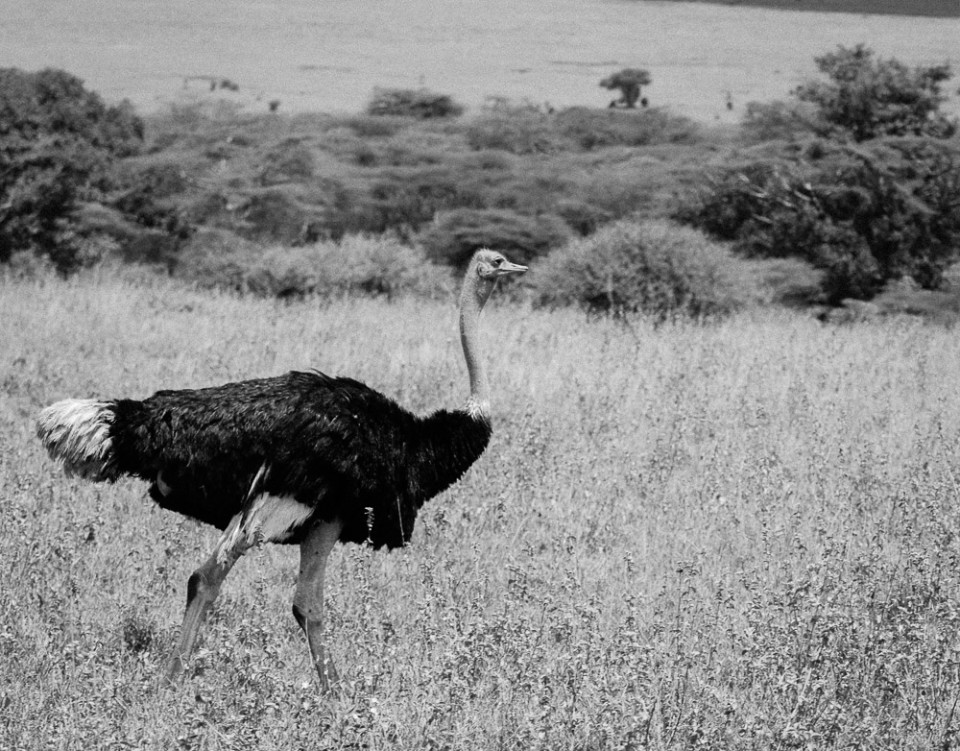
3 270 960 748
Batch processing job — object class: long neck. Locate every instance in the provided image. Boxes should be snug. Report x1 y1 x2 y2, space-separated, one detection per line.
459 273 490 420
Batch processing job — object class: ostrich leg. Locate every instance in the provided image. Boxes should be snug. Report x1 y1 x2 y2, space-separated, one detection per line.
293 518 344 690
164 520 252 682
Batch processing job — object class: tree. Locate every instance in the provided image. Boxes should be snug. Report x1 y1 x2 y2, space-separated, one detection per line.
675 138 960 303
0 68 143 270
794 44 955 142
600 68 652 109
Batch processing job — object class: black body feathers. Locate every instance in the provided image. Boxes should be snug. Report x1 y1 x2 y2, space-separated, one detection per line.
106 370 490 548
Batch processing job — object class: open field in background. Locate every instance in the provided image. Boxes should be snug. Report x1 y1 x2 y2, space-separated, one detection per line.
3 269 960 748
1 0 957 123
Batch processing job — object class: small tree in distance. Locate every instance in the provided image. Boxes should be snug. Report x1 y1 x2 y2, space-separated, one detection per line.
794 44 955 142
600 68 652 109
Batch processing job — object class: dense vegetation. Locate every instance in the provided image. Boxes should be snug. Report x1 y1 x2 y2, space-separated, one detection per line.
1 47 958 320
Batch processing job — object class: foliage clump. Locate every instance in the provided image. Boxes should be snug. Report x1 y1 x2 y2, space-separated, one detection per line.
177 233 452 300
676 137 960 303
0 68 144 271
419 208 571 269
366 88 464 120
794 44 956 142
741 100 817 143
464 102 699 153
464 103 567 154
554 106 699 149
533 219 759 319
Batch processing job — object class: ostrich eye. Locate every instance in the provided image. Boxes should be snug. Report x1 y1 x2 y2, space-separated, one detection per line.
495 257 504 266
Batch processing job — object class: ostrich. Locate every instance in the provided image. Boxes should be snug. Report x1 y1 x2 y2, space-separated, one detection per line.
36 249 527 689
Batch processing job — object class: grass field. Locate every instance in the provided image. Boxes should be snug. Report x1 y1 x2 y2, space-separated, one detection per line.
3 269 960 749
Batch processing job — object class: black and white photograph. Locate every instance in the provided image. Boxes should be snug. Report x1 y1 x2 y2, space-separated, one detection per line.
2 0 960 747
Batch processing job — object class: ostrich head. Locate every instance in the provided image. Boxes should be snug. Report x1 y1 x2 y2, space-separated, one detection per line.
465 248 528 307
458 249 527 419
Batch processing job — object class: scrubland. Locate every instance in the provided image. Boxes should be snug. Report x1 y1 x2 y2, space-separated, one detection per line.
2 270 959 749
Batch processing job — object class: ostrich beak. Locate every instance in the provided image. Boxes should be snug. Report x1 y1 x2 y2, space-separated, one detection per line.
497 261 528 276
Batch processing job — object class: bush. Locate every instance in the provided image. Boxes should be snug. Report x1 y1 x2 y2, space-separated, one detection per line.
331 114 411 138
362 165 486 237
553 199 612 236
794 44 956 142
419 208 571 269
464 105 567 154
111 157 196 242
172 228 260 289
741 100 818 142
871 277 960 324
675 137 960 303
464 103 699 154
533 220 759 319
553 107 699 150
366 88 464 120
0 68 144 271
751 257 825 307
1 249 57 280
234 187 317 244
257 138 316 185
177 232 452 300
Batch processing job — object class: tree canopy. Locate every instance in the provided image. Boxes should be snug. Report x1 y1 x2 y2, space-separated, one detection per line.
794 44 955 142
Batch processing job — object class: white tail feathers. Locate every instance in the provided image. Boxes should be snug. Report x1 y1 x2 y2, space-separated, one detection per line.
37 399 118 481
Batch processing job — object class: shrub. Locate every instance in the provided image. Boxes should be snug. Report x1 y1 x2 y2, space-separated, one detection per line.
331 114 411 138
464 105 568 154
675 137 960 303
177 231 452 299
532 219 759 319
553 107 699 150
1 249 57 280
871 276 960 324
419 208 571 269
363 166 485 237
554 199 612 236
111 157 196 241
258 138 316 185
172 228 260 289
574 170 658 221
234 187 316 244
751 257 825 307
366 88 464 120
794 44 956 142
741 100 818 142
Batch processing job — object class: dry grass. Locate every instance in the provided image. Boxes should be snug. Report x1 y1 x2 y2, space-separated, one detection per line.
3 269 960 749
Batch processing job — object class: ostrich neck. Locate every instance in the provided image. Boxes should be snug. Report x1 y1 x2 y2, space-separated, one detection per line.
459 277 490 420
